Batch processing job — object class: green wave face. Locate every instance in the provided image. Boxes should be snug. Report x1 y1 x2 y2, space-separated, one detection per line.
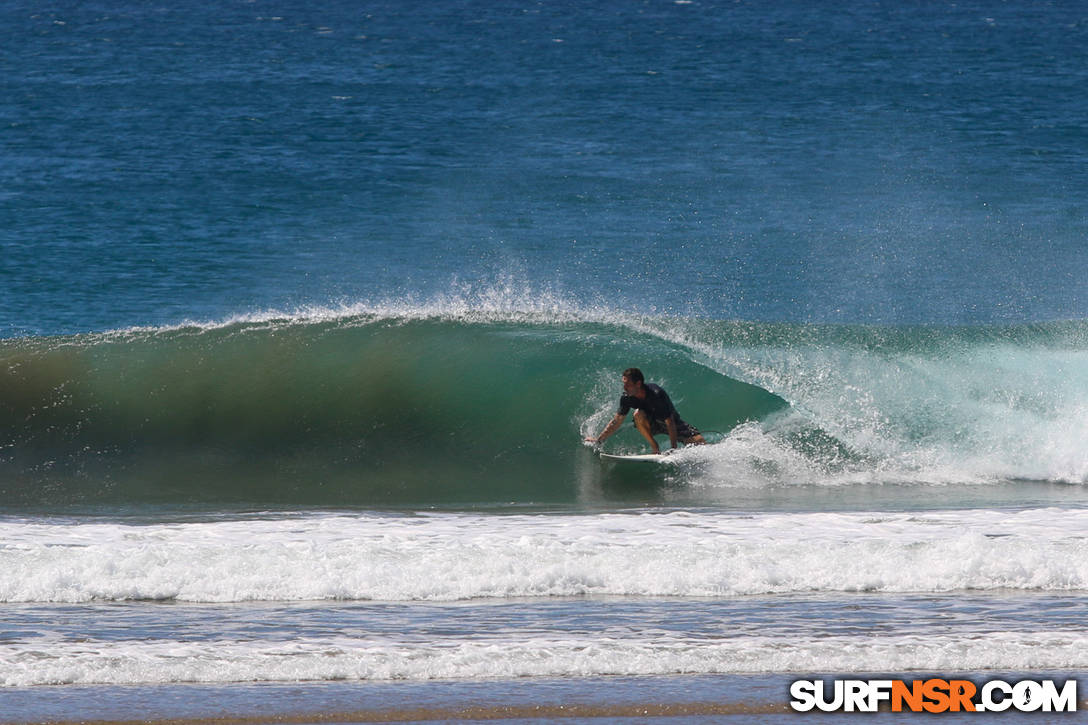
0 315 786 509
5 311 1087 511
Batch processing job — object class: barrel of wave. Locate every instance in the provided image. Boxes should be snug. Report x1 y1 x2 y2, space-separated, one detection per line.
0 316 788 508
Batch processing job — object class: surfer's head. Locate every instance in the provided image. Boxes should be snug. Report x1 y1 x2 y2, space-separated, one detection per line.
621 367 645 395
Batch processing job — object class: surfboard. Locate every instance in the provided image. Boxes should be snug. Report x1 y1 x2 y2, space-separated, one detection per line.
599 451 677 463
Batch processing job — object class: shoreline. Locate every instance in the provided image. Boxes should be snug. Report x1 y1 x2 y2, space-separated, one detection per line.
1 702 791 725
4 673 1085 725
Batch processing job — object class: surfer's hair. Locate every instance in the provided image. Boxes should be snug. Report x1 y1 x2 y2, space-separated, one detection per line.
622 368 644 384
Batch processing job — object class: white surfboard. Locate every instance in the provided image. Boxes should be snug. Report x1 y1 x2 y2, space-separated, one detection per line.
599 450 677 463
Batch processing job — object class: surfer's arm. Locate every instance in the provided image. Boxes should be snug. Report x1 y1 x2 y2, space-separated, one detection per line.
586 413 626 444
666 417 679 449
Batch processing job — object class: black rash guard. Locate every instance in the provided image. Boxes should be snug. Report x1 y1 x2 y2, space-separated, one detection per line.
618 383 699 437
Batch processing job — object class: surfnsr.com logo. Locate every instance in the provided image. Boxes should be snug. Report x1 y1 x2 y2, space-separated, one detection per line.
790 678 1078 713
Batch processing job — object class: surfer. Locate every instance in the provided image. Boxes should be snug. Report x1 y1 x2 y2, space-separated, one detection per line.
584 368 706 454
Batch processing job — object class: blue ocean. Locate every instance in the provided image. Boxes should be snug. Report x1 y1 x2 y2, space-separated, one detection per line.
3 1 1088 722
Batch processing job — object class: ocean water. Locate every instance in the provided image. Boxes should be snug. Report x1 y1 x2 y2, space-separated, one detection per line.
3 0 1088 722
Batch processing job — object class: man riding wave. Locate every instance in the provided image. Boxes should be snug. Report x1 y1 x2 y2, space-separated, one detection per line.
584 367 706 454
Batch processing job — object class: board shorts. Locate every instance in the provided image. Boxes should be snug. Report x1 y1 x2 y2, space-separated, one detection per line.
638 416 701 440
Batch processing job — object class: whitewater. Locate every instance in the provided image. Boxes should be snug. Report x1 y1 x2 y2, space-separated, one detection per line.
4 508 1088 604
4 505 1088 691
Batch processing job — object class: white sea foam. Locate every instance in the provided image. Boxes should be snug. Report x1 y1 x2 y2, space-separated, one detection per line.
699 333 1088 486
5 632 1088 687
2 509 1087 604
